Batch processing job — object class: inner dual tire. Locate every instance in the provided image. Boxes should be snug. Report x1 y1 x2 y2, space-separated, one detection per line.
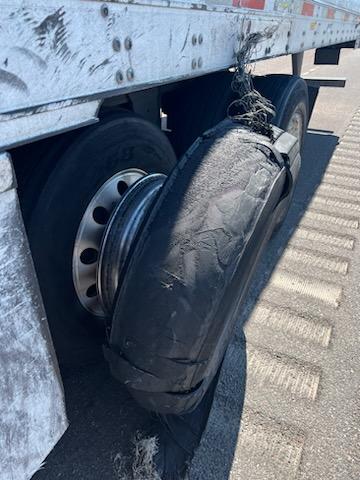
27 114 176 364
253 74 309 149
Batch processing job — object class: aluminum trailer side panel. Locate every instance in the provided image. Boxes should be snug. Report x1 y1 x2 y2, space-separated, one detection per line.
0 154 68 480
0 0 359 150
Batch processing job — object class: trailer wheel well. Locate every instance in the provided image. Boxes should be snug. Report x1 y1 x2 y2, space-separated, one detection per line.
162 71 235 157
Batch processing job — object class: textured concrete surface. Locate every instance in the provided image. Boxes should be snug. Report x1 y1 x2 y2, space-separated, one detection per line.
190 48 360 480
33 48 360 480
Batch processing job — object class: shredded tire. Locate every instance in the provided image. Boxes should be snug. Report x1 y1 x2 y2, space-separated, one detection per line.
105 119 289 415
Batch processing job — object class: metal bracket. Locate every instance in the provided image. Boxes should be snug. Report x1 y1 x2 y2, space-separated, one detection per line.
292 52 304 77
305 77 346 88
304 77 346 120
314 41 356 65
129 88 161 126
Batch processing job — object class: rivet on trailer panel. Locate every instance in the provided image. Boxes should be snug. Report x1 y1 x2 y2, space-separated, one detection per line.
198 34 203 44
101 3 109 17
191 58 197 69
113 38 121 52
125 37 132 50
116 70 124 84
198 57 203 68
192 34 197 45
127 68 134 80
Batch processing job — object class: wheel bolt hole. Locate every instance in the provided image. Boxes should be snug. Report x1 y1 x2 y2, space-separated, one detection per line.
80 248 98 265
93 206 109 225
117 180 128 195
86 284 97 298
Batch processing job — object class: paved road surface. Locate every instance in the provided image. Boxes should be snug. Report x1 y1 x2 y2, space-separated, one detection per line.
191 48 360 480
34 49 360 480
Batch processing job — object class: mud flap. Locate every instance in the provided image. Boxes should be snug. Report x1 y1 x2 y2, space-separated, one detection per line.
0 153 68 480
105 120 298 416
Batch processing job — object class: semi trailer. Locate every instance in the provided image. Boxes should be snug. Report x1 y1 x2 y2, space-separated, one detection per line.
1 0 359 479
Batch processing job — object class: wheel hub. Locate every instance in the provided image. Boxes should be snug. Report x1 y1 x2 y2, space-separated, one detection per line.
72 169 166 317
287 109 304 142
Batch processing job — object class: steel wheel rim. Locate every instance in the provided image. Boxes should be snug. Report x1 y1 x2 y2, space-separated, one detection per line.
97 173 166 316
72 168 147 317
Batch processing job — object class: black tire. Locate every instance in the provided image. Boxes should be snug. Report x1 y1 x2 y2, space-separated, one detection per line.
253 74 309 148
27 113 177 364
105 120 289 415
14 130 81 224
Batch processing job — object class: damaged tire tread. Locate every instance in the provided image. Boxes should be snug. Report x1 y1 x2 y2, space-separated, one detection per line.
106 119 288 414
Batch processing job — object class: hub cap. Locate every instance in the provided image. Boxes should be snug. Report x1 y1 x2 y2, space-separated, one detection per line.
287 109 304 142
72 169 165 317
